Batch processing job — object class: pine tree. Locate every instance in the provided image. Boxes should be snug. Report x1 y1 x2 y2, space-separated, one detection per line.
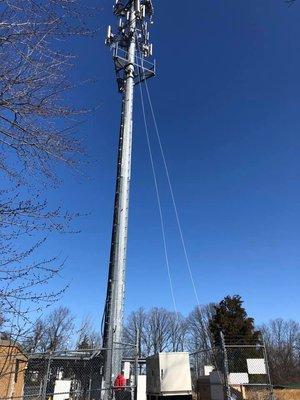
209 295 260 345
209 295 261 374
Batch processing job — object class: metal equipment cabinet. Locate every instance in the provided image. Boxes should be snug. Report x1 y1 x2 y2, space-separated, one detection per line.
146 352 192 400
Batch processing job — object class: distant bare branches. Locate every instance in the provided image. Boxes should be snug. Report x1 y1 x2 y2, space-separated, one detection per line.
124 307 148 356
124 308 174 356
186 304 215 353
169 312 188 352
0 187 80 325
45 307 74 351
261 319 300 384
76 316 101 350
146 308 173 354
124 305 215 357
22 306 75 352
0 0 92 183
0 0 95 332
21 318 46 352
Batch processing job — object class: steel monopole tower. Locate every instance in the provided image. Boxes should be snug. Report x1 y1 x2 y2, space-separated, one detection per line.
102 0 155 391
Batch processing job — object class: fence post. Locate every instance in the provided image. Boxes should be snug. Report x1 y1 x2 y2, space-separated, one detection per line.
43 351 52 400
220 332 231 400
134 330 139 400
261 335 275 400
88 362 92 400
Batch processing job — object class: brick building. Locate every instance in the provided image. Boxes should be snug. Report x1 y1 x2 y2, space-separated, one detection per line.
0 339 28 399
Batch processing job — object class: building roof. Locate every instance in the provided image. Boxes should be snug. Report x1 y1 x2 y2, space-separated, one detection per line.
28 348 102 361
0 339 28 359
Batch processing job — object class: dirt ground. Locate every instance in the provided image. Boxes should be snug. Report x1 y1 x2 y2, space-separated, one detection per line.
274 389 300 400
195 388 300 400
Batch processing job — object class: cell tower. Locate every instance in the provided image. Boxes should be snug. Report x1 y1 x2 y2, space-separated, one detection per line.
102 0 155 392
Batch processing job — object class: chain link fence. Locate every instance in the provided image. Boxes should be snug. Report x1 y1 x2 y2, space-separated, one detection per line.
224 342 274 400
24 349 104 400
0 347 137 400
190 337 274 400
1 338 275 400
190 347 226 400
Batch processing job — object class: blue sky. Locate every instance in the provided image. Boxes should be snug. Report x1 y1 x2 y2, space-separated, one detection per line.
36 0 300 328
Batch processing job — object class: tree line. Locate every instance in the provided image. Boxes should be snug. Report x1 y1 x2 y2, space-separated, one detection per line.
10 307 102 353
2 295 297 385
123 297 300 386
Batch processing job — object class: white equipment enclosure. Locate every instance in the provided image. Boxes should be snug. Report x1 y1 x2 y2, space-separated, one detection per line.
146 352 192 400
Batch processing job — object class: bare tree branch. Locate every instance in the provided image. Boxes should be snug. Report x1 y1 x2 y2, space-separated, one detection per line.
0 0 95 333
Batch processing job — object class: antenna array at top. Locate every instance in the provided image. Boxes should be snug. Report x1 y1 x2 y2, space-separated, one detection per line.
105 0 155 92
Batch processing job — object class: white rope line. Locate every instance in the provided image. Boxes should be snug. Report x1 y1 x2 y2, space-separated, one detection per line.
137 51 224 383
142 69 227 382
143 69 226 384
142 77 201 308
137 69 178 316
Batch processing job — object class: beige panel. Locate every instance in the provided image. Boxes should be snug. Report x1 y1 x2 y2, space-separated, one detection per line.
147 352 192 395
137 375 147 400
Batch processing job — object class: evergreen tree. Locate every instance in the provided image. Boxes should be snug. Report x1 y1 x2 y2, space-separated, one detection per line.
209 295 261 375
209 295 260 345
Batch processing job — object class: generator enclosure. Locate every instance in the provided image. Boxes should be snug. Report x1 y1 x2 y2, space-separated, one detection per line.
146 352 192 399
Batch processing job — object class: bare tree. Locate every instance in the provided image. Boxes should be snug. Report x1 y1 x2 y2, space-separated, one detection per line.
22 307 77 353
145 308 173 355
0 0 89 182
124 308 175 356
1 307 74 390
43 306 74 351
0 311 5 329
124 308 148 356
22 318 47 353
0 190 78 327
0 0 94 330
186 304 215 353
76 316 101 350
261 319 300 384
168 312 188 352
124 305 215 357
186 304 217 380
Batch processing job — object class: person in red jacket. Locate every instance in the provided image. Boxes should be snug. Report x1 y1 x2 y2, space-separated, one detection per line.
114 373 126 400
114 373 126 390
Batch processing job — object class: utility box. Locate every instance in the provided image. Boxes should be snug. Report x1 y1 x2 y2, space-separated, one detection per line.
146 352 192 400
137 375 147 400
